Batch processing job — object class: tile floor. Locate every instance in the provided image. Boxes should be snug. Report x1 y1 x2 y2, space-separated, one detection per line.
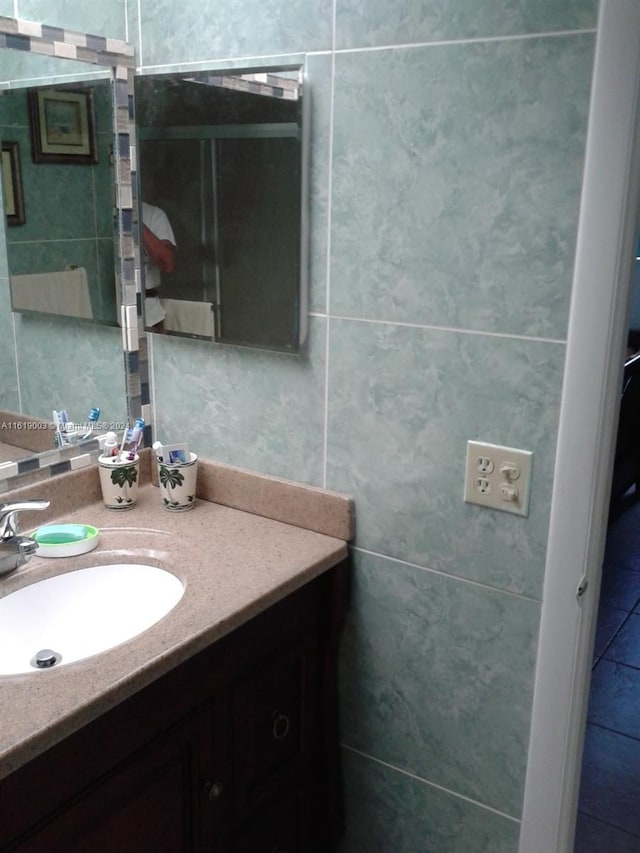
574 495 640 852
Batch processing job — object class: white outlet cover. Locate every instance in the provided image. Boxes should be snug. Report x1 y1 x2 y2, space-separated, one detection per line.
464 440 533 517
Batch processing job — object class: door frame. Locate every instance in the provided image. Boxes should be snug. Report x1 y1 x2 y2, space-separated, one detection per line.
519 1 640 850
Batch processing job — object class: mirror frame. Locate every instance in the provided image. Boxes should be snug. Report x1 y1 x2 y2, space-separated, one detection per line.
0 16 147 491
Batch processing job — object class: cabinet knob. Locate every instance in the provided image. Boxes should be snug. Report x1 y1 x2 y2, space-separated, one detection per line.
271 711 290 741
203 780 224 801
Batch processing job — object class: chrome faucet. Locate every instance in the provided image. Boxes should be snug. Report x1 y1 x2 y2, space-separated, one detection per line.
0 500 50 577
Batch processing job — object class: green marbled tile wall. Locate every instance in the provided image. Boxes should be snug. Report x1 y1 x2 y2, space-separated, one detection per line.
132 1 596 849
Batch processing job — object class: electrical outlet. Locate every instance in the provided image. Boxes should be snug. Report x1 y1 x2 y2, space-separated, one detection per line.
475 477 491 494
477 457 494 474
464 441 533 517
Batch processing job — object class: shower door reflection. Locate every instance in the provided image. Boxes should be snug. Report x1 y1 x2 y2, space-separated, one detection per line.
140 132 300 349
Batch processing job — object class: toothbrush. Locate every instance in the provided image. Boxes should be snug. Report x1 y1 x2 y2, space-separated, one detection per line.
152 440 164 462
81 406 100 440
117 426 132 461
60 410 70 445
126 417 145 460
52 410 65 448
64 422 77 445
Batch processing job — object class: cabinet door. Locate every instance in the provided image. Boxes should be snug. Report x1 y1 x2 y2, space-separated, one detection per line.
232 783 318 853
230 634 319 818
8 707 214 853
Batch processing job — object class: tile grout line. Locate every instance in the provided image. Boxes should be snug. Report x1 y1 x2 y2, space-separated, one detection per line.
330 27 597 56
353 545 541 602
320 4 337 492
310 311 566 345
341 744 521 824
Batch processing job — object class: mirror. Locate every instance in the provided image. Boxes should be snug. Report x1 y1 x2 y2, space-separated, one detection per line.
134 66 309 353
0 16 141 484
4 78 118 326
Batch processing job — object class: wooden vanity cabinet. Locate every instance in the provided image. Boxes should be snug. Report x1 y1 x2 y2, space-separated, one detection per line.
0 560 348 853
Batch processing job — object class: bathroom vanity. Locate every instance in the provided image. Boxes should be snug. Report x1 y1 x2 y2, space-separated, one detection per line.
0 456 353 852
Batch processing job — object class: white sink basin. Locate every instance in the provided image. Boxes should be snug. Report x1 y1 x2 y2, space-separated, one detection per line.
0 563 184 675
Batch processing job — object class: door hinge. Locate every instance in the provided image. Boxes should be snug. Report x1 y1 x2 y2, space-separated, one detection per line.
576 576 589 599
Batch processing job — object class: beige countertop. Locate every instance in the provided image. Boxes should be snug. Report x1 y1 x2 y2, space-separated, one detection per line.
0 442 35 463
0 458 353 781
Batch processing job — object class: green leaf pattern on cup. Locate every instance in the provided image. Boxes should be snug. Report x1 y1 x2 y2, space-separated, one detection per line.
159 464 194 509
159 465 184 489
110 464 138 488
109 464 138 506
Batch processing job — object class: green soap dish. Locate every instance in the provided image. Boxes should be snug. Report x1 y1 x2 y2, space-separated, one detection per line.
31 524 99 558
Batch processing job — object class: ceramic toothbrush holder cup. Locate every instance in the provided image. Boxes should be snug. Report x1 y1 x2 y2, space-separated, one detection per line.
157 452 198 511
98 455 140 510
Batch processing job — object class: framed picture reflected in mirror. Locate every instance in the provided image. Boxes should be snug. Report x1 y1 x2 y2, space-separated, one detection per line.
28 87 97 165
1 141 25 225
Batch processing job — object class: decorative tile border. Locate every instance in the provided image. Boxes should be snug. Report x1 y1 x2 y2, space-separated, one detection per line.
0 17 133 63
0 437 104 493
195 70 300 100
0 16 148 488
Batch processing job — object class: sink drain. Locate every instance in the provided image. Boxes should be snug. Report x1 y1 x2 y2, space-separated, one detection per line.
31 649 62 669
